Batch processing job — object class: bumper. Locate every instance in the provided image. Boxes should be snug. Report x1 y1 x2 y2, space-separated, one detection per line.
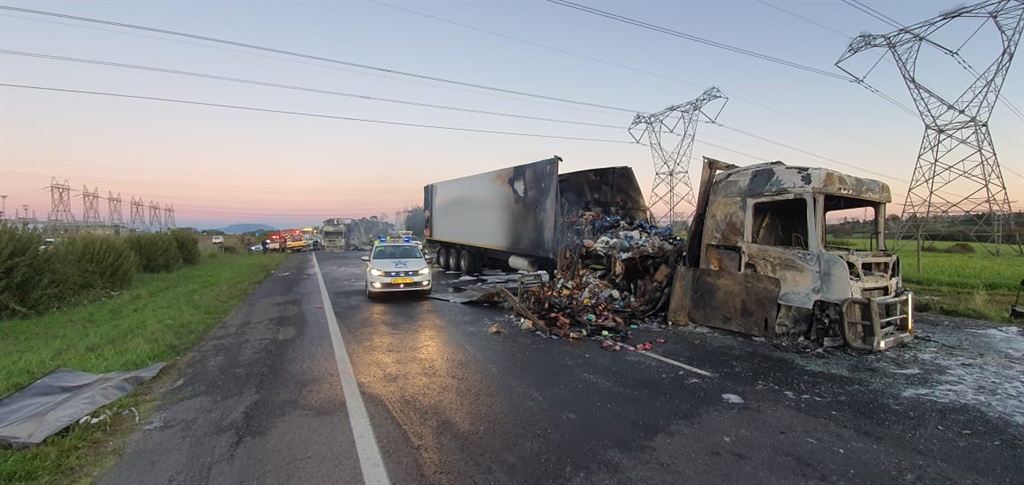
841 290 914 351
367 274 432 293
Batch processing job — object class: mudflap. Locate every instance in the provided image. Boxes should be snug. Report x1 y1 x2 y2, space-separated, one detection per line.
668 266 781 337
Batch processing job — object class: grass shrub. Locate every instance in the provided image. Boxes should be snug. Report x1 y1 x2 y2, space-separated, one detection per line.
170 229 201 265
59 235 137 294
125 233 183 273
945 242 976 254
0 227 137 319
0 224 50 319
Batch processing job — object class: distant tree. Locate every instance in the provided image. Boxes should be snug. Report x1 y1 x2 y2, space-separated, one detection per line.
404 206 425 239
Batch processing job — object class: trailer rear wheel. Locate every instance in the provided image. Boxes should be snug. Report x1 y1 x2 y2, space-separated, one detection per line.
436 247 449 271
459 249 477 275
448 248 461 272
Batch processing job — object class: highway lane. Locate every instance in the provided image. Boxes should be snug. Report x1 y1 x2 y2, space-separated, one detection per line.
101 251 1024 484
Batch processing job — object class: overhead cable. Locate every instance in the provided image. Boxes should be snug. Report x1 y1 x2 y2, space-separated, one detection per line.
546 0 850 81
0 5 637 113
0 83 635 144
0 50 625 130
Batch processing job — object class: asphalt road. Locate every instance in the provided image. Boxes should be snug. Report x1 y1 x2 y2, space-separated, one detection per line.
100 251 1024 485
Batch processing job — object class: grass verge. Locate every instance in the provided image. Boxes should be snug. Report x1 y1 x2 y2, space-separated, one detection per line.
0 251 288 484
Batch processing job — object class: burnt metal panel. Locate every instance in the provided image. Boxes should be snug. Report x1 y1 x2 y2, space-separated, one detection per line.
557 167 649 221
742 244 820 309
668 266 781 337
712 162 891 202
424 158 560 260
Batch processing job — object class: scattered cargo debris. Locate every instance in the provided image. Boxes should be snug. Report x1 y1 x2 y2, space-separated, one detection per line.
514 211 685 338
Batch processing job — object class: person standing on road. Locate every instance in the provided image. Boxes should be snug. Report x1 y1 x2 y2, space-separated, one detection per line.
261 238 269 254
245 237 253 254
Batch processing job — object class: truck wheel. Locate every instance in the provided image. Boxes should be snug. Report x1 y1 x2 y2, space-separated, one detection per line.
438 247 449 271
459 249 476 275
449 248 461 272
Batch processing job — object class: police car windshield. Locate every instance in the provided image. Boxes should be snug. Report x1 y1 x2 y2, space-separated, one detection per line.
372 245 423 260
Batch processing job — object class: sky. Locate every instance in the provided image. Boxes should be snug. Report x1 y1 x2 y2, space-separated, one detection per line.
0 0 1022 230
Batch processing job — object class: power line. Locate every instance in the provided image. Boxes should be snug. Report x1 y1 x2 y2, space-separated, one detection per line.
842 0 903 30
370 0 706 90
546 0 850 81
0 83 635 144
373 0 894 148
0 5 637 113
0 50 625 130
757 1 851 39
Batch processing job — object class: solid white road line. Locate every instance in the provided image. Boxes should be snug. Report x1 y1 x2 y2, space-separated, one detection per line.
638 350 714 377
312 254 391 485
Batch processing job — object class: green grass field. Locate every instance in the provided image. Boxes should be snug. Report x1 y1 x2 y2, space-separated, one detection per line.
0 251 287 484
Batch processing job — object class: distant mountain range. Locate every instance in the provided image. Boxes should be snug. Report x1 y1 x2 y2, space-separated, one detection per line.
217 223 276 234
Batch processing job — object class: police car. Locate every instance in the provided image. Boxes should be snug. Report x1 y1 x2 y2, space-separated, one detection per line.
361 240 432 299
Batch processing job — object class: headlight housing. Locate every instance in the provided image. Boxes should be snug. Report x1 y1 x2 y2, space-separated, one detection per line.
417 267 430 275
369 268 384 276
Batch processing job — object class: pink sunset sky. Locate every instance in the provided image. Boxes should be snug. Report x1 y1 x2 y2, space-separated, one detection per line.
1 1 1021 230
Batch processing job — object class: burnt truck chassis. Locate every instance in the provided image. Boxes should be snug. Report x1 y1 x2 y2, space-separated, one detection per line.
669 157 913 351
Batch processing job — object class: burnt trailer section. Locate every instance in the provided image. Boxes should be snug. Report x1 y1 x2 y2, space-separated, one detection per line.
670 158 914 351
424 156 649 274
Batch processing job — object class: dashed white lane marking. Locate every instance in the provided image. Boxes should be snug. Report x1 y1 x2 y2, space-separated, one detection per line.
313 254 390 485
638 350 714 377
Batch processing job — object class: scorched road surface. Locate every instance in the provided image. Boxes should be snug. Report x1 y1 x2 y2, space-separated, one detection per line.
101 252 1024 485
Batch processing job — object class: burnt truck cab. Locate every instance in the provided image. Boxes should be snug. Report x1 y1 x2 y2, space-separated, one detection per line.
671 158 913 351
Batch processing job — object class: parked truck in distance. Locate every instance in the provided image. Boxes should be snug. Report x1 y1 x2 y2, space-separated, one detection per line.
668 157 914 351
322 218 349 251
424 156 649 274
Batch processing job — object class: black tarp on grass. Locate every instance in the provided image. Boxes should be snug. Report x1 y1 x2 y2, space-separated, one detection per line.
0 363 164 448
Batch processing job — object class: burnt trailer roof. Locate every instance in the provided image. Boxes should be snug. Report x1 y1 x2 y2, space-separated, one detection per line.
713 161 891 202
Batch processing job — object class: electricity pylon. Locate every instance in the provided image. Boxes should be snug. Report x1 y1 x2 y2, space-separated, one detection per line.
82 186 103 225
629 87 727 228
46 177 75 226
837 0 1024 255
108 191 124 227
130 197 147 231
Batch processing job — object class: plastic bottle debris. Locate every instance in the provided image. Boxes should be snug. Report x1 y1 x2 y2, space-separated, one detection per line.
722 394 745 404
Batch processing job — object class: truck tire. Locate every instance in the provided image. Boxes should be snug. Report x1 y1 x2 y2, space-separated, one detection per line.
449 248 461 272
438 247 450 271
459 249 477 275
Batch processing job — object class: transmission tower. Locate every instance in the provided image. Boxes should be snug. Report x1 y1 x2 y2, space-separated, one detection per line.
164 204 175 229
129 196 147 231
108 191 124 227
629 87 728 227
148 201 163 232
46 177 76 226
81 185 103 226
837 0 1024 255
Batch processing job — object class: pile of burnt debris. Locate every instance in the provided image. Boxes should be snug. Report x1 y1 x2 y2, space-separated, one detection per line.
505 212 685 339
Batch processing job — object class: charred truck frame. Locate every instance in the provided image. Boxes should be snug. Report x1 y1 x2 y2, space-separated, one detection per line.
669 157 914 351
423 156 648 275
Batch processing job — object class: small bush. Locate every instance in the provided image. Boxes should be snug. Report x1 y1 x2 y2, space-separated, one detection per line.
945 242 976 254
0 227 137 319
0 224 49 319
60 235 136 293
222 245 239 254
125 233 183 273
171 229 201 265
